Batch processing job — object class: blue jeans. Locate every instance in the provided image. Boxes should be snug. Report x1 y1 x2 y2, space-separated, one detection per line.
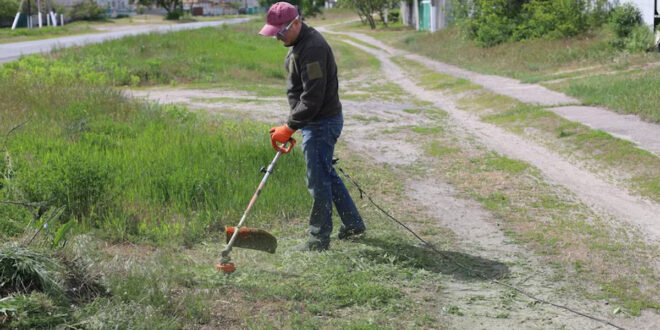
301 114 365 245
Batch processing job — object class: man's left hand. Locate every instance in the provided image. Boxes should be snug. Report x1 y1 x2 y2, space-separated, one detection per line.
269 125 296 145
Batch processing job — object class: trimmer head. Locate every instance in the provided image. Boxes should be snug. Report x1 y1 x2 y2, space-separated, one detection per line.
224 226 277 254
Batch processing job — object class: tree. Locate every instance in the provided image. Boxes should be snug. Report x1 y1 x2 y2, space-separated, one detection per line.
338 0 396 29
0 0 19 23
133 0 183 19
258 0 324 18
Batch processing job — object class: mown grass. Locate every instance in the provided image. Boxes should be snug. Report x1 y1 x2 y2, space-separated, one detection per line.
391 56 481 93
410 111 660 316
456 91 660 203
382 47 660 315
392 47 660 203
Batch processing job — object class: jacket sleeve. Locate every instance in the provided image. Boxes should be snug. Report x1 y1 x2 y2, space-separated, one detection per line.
287 45 328 130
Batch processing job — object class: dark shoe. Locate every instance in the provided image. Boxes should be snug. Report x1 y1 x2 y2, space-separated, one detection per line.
291 241 329 252
337 226 365 240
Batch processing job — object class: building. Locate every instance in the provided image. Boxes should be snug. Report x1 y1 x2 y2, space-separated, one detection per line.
618 0 658 28
54 0 132 17
182 0 258 15
401 0 449 33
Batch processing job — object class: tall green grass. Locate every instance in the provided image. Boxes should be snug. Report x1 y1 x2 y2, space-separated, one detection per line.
1 22 288 87
0 21 309 245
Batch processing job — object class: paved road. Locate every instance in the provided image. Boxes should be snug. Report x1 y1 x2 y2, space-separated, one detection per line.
0 18 252 64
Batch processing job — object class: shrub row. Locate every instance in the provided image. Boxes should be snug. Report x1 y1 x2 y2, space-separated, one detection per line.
452 0 654 49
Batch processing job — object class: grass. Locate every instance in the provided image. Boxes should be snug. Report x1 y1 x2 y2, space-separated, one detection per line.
0 21 97 44
2 21 288 88
456 93 660 203
392 45 660 203
391 56 481 94
0 20 306 246
337 19 660 122
408 110 660 316
2 12 660 327
545 66 660 122
0 19 460 328
0 15 246 44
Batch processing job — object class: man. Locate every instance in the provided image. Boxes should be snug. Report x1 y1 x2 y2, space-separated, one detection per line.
259 1 366 251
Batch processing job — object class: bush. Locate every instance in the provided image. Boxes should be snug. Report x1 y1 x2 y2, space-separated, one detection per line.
0 293 68 328
514 0 586 40
165 9 182 20
609 3 642 38
624 24 654 52
388 8 400 23
17 145 114 220
0 0 19 22
69 0 105 21
453 0 608 47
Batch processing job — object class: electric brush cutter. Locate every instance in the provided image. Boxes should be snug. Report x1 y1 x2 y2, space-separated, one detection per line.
216 138 296 273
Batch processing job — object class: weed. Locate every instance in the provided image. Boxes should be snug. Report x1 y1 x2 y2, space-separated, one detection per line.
0 244 63 299
0 293 68 328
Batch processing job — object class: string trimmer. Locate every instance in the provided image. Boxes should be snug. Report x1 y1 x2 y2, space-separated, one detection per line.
216 138 295 273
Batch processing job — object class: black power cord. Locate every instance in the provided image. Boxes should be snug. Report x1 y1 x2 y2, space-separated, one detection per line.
333 159 625 330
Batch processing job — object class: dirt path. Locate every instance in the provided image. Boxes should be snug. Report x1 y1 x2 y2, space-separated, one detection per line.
128 33 660 328
324 29 660 157
326 33 660 244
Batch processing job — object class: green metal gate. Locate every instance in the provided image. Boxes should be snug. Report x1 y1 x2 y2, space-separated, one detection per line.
418 0 431 31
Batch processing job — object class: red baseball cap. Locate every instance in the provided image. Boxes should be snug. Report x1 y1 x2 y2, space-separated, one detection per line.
259 2 299 37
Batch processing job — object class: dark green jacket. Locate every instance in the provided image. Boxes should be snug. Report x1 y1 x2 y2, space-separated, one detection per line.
285 23 341 130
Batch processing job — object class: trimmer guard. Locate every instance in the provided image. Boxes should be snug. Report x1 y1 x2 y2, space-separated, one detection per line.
225 226 277 254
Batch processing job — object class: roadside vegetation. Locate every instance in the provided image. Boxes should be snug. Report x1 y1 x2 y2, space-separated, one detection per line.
0 13 244 44
336 3 660 122
394 56 660 202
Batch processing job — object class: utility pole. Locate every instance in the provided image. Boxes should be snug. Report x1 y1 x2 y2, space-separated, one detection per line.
27 0 31 29
37 0 42 28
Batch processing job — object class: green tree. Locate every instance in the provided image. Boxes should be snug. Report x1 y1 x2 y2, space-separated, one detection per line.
0 0 19 22
258 0 324 18
452 0 610 47
338 0 396 29
132 0 182 19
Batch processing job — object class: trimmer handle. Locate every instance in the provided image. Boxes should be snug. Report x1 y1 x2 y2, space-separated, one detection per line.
272 138 296 154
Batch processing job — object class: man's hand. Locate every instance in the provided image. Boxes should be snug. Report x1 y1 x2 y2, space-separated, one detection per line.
269 125 296 146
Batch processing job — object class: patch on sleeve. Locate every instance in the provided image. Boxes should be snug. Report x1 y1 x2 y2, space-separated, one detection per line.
306 61 323 80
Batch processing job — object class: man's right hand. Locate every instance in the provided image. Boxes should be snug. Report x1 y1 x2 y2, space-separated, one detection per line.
269 125 296 145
